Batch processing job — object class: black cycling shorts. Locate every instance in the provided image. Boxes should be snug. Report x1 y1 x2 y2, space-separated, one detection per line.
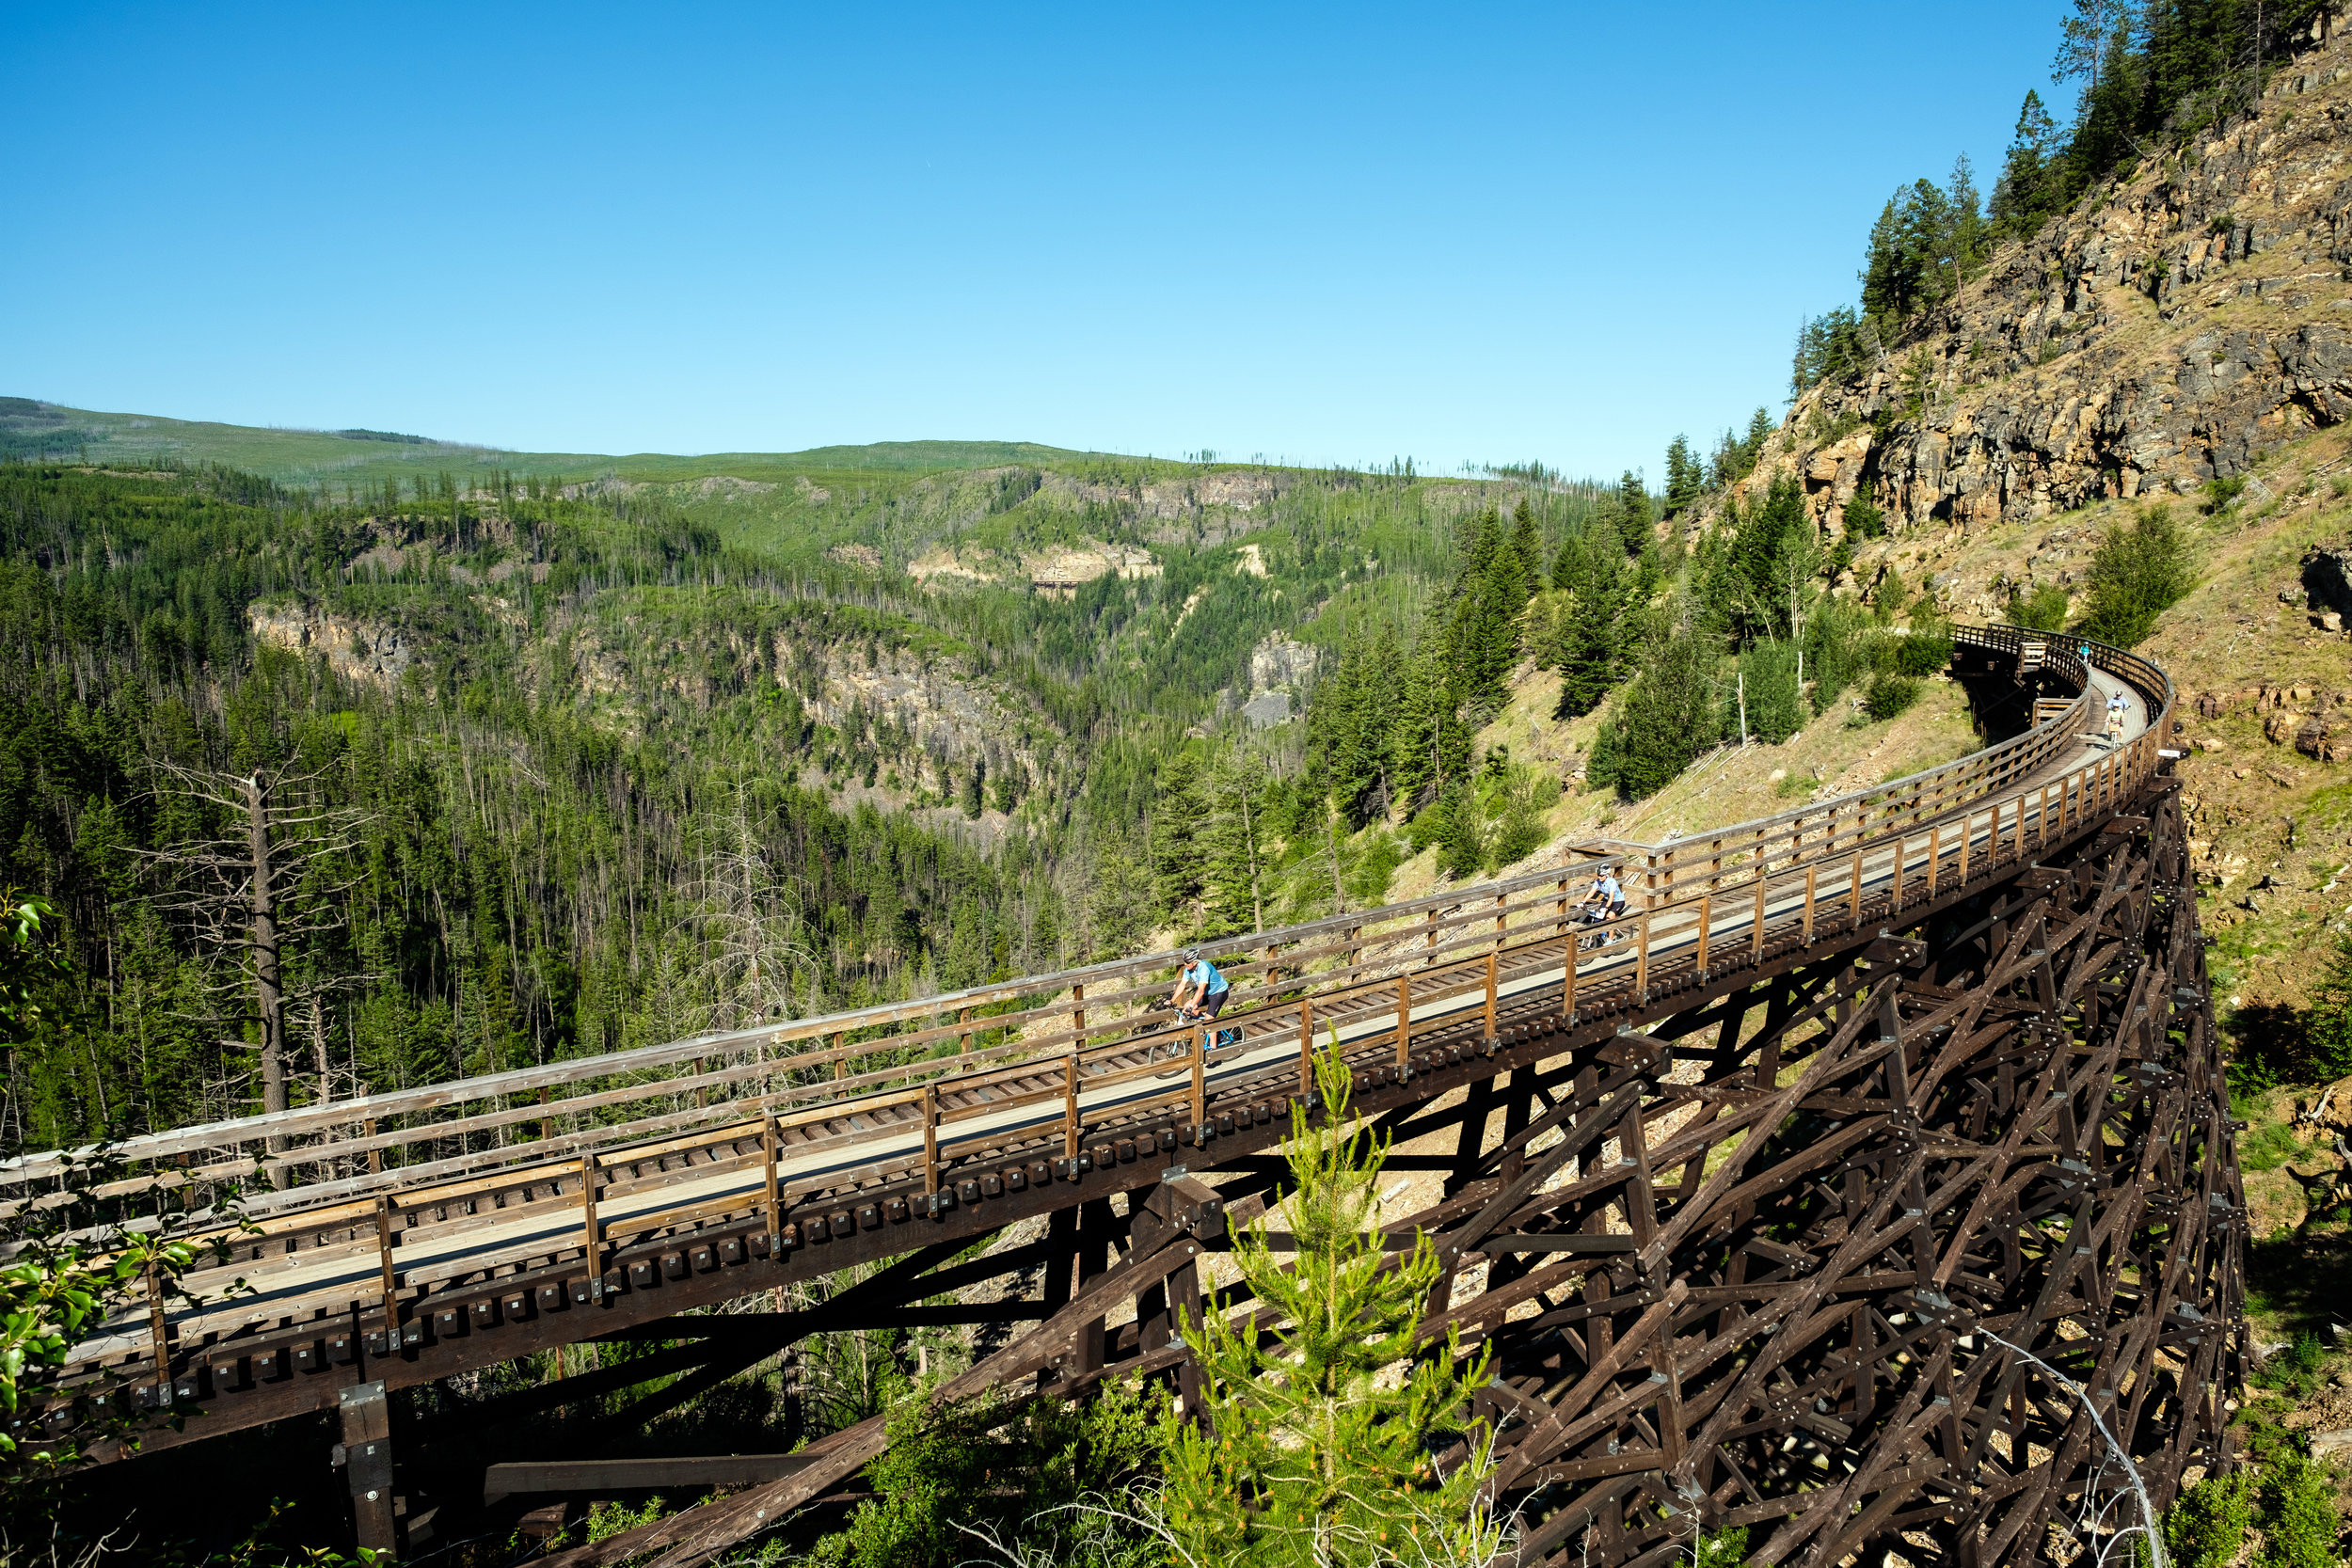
1197 989 1230 1019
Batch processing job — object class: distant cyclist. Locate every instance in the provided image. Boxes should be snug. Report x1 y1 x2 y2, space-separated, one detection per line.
1168 947 1234 1042
1577 867 1628 944
2106 688 2130 742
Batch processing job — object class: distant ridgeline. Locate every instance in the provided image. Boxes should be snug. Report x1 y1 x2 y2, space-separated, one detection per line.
0 398 105 462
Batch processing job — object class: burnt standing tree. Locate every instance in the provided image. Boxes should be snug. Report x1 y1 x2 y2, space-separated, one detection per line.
146 763 364 1185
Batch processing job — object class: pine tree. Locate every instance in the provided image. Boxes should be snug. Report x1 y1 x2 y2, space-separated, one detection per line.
1149 749 1212 930
1442 507 1525 716
1551 531 1622 721
1306 627 1395 830
1504 499 1543 604
1203 752 1272 936
1947 152 1985 286
1662 436 1702 516
1390 618 1470 816
1614 471 1653 555
1162 1040 1497 1568
1609 628 1721 799
1988 90 2059 240
1734 641 1805 744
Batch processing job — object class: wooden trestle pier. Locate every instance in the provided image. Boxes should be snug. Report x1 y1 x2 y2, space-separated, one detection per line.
4 625 2244 1566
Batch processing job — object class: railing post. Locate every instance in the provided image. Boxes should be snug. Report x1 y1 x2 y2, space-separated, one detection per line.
1424 906 1438 963
1891 835 1906 913
374 1195 400 1330
144 1260 171 1395
1695 895 1712 976
1297 997 1315 1100
958 1006 973 1060
1395 975 1412 1067
1493 889 1507 948
538 1087 553 1143
364 1117 382 1176
1927 824 1942 898
1063 1053 1082 1166
1555 876 1570 940
1803 864 1818 943
1071 982 1085 1050
1190 1027 1207 1131
1633 911 1651 1001
1562 929 1579 1021
1957 810 1972 886
763 1113 783 1244
578 1157 601 1298
1849 850 1864 930
833 1030 846 1083
1347 925 1362 975
1751 868 1768 958
1484 951 1499 1040
922 1083 941 1196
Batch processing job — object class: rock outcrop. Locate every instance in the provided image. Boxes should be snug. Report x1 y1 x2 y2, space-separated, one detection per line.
248 603 419 689
1728 13 2352 536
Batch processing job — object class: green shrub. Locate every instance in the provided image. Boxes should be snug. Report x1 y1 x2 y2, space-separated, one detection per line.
2205 474 2249 514
2238 1117 2305 1174
1695 1524 1749 1566
2253 1333 2332 1402
1404 802 1449 854
2081 503 2196 647
2258 1451 2343 1568
1733 640 1805 744
2005 580 2071 631
2164 1471 2256 1568
1841 491 1886 540
1481 764 1559 873
1891 623 1953 677
1438 787 1485 881
1862 673 1922 721
2293 930 2352 1085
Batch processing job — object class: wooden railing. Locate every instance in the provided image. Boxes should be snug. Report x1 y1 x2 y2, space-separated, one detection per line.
10 626 2177 1373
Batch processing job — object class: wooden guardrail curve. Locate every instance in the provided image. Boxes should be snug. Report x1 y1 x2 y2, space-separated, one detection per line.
0 623 2171 1234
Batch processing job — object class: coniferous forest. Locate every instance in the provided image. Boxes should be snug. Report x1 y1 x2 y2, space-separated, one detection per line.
0 427 1964 1165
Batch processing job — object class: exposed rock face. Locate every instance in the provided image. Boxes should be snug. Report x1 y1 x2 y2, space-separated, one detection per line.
907 538 1160 594
1248 630 1320 693
1028 541 1158 594
1729 19 2352 535
248 604 418 689
1240 690 1293 728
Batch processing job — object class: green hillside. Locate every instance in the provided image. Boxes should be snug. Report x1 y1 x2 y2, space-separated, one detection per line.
1 395 1117 488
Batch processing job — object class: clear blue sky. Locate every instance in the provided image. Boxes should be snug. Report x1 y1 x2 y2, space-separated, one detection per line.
4 2 2062 478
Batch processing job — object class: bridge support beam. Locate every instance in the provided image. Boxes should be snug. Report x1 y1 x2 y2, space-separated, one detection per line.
337 1380 398 1558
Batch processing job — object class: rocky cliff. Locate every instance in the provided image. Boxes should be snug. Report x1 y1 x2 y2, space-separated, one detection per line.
1734 11 2352 536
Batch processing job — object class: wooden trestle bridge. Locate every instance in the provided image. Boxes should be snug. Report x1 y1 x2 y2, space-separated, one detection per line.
5 625 2243 1567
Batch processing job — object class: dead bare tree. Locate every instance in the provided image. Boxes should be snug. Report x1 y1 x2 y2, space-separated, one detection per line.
142 762 367 1186
686 786 814 1031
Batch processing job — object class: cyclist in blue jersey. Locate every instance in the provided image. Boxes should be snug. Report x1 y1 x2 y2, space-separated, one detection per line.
1168 946 1231 1025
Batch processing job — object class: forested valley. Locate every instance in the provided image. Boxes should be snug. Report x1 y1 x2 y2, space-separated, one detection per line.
0 389 1988 1166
